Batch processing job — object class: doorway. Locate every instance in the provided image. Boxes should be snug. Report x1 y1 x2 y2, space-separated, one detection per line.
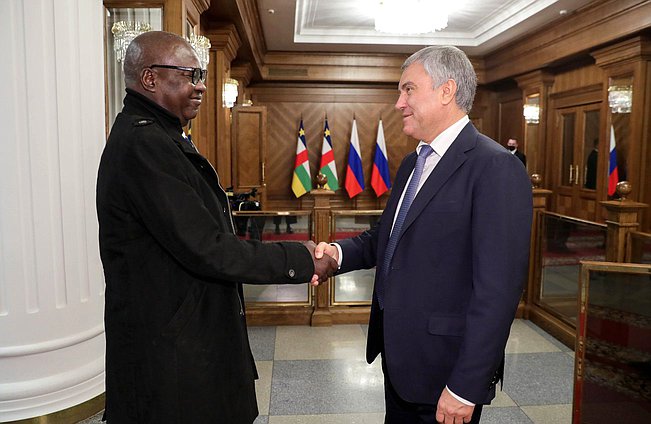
552 103 601 221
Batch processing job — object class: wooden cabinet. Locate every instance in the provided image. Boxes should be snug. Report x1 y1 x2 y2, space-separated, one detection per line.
231 105 267 205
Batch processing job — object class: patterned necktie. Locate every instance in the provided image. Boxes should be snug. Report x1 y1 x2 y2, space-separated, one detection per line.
377 145 434 309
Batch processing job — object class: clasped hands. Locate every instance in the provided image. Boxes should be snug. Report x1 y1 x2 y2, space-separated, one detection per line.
304 241 339 286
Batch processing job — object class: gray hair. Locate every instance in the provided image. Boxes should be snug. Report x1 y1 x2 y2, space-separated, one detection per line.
402 46 477 113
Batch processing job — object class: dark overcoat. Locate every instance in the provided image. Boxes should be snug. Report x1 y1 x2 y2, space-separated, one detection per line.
96 90 314 423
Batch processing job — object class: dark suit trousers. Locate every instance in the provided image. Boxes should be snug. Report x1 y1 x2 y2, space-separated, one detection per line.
382 356 483 423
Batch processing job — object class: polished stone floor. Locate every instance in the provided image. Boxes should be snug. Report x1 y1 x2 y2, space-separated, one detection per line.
81 319 574 424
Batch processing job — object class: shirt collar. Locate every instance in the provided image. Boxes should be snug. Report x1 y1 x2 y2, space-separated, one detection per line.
416 115 470 157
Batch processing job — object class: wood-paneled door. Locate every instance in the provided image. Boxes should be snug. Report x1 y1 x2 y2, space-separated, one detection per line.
553 103 601 221
231 105 267 206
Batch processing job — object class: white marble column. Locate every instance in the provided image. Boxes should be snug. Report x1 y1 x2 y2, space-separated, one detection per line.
0 0 106 420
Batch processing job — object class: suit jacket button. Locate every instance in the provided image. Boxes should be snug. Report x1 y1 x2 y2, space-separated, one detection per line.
288 269 296 278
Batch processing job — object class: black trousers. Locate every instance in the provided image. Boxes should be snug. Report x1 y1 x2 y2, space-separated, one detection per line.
382 356 483 424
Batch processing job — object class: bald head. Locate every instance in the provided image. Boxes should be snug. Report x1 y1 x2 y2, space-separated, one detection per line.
122 31 206 126
123 31 196 89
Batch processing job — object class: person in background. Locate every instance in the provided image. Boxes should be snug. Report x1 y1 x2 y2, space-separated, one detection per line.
507 137 526 167
315 45 532 423
274 215 297 234
584 138 598 190
96 31 337 424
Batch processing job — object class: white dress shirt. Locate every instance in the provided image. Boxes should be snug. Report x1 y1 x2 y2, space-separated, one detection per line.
389 115 469 235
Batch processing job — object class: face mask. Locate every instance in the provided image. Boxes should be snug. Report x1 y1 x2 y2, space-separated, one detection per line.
507 146 515 151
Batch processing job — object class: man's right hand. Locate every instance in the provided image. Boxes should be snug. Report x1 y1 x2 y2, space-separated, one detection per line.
314 242 339 263
303 241 338 285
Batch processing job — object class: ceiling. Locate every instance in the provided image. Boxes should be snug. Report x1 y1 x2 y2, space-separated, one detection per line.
256 0 595 56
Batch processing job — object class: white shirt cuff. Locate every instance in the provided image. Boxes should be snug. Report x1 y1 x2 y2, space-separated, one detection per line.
446 386 475 406
331 243 343 269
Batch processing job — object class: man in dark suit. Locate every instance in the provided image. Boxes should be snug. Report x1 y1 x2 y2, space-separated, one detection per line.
96 31 336 423
507 138 527 167
315 46 532 423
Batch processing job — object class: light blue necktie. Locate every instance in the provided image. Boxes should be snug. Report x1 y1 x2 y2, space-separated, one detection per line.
377 145 434 309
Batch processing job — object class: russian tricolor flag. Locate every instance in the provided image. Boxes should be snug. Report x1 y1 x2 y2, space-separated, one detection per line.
344 119 365 198
371 119 391 197
608 124 619 197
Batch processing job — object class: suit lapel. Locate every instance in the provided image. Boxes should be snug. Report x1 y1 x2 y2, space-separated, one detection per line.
400 123 478 234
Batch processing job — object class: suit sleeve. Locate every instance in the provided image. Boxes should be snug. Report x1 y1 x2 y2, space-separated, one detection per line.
446 150 532 403
337 223 380 273
115 127 314 284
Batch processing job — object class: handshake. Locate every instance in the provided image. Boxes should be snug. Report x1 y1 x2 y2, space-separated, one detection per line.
304 241 339 286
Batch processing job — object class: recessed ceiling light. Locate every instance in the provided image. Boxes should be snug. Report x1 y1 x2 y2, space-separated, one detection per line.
559 9 568 15
267 9 275 14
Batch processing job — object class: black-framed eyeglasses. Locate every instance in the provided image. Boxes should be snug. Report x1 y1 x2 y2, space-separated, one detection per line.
149 64 207 85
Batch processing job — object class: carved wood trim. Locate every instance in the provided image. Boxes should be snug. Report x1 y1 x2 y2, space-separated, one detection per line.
234 0 266 75
206 24 241 63
549 83 603 108
189 0 210 14
591 35 651 68
103 0 165 7
484 0 651 83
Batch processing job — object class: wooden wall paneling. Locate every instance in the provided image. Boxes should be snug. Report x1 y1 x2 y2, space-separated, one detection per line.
483 0 651 83
516 71 555 179
231 62 254 104
550 63 603 94
470 87 498 141
193 49 216 166
248 84 414 211
643 62 651 232
498 98 522 146
262 52 406 83
631 58 651 232
592 36 651 231
205 25 241 188
233 0 266 78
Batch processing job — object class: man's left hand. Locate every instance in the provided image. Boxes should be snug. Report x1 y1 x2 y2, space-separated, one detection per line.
435 388 474 424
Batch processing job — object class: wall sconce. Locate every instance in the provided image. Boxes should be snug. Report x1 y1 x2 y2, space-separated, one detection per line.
223 78 239 108
608 85 632 114
188 34 211 69
523 95 540 124
111 21 151 63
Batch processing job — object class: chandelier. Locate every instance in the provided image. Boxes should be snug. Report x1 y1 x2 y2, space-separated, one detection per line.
111 21 151 63
188 34 211 69
375 0 448 34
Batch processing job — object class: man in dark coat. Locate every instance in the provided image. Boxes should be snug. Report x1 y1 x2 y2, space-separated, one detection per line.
96 31 336 424
315 46 532 423
507 138 527 168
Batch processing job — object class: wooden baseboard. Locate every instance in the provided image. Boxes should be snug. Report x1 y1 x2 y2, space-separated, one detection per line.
330 306 371 324
5 393 104 424
527 305 576 350
245 305 371 326
245 305 313 326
